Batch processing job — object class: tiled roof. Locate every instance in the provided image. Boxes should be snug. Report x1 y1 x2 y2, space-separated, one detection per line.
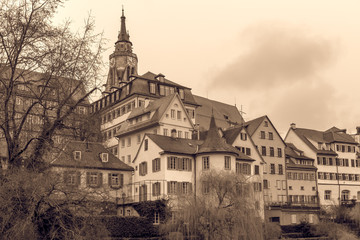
51 141 133 171
285 143 314 161
147 134 202 155
243 116 267 136
222 126 244 145
117 94 176 136
197 115 243 156
193 95 244 131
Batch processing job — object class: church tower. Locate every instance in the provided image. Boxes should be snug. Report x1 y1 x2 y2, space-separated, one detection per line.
104 8 138 93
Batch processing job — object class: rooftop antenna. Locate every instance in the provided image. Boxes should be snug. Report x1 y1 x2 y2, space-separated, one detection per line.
239 105 246 117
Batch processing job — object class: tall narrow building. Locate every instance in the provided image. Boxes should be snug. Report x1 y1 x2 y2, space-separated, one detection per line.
104 8 138 93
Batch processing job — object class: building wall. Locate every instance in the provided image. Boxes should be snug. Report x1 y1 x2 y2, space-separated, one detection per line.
251 118 287 204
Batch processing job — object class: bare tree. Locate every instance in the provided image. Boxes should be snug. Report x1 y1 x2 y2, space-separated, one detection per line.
0 0 104 171
163 170 264 240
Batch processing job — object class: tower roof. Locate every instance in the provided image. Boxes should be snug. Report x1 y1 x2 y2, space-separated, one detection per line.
198 114 239 155
117 7 131 44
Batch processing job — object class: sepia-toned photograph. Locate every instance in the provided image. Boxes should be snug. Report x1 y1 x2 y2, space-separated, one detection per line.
1 0 360 239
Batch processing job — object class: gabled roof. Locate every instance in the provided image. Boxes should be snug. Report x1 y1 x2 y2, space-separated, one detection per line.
222 126 244 145
51 141 133 171
197 115 241 156
243 116 267 136
285 143 314 161
291 127 357 155
117 93 193 137
193 95 244 131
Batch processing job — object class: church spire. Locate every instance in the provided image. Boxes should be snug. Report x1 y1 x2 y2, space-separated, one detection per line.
118 6 131 43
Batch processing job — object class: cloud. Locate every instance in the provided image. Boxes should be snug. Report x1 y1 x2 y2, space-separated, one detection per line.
209 23 336 90
261 80 339 134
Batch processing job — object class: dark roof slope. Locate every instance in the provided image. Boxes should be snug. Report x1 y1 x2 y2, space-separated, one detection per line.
243 116 266 136
51 141 133 171
193 95 244 131
147 134 202 155
197 115 241 156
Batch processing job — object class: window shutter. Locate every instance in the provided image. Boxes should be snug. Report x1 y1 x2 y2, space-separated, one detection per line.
108 173 112 186
189 183 192 194
152 183 156 196
167 157 170 169
152 159 155 172
86 172 90 186
189 159 192 171
145 162 148 175
120 174 124 187
98 173 103 187
167 181 171 194
76 172 81 186
158 158 161 171
176 157 179 170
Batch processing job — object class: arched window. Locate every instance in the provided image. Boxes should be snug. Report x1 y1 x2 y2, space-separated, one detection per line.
341 190 350 201
131 67 135 75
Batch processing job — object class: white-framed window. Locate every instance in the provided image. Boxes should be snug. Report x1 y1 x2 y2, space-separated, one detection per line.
100 153 108 162
171 109 175 119
109 173 123 188
168 181 177 194
127 137 131 147
87 172 101 187
203 156 210 170
167 156 177 170
324 190 331 200
73 151 81 160
149 83 156 94
163 128 168 136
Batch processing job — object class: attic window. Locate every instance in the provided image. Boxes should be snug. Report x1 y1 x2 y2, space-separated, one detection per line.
73 151 81 160
264 121 268 127
224 115 229 120
179 89 185 99
101 153 109 162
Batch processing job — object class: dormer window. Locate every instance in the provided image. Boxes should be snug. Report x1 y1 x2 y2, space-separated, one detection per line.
149 83 156 94
179 89 185 99
101 153 109 162
73 151 81 160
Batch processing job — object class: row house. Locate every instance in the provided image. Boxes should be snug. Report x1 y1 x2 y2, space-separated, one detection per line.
50 141 134 215
131 115 265 219
285 124 360 206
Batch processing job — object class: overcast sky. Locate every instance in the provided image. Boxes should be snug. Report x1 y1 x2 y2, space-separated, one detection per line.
54 0 360 136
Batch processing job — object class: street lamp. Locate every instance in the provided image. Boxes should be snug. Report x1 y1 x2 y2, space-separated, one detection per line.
122 192 126 216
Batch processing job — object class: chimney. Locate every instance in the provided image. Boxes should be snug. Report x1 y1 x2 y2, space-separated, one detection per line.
171 129 177 138
290 123 296 130
357 127 360 135
155 73 165 83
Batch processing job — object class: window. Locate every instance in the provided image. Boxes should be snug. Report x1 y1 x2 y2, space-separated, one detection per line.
277 148 282 157
64 171 80 186
144 139 148 151
87 172 102 187
73 151 81 160
178 131 182 138
287 172 292 179
168 181 177 194
163 128 168 136
152 182 161 196
178 158 192 171
263 179 269 189
301 186 304 190
171 109 175 119
187 109 195 119
270 147 274 157
324 190 331 200
253 182 262 192
152 158 161 172
150 83 156 94
154 211 160 225
269 132 273 140
137 134 141 144
264 121 268 127
240 133 247 140
203 156 210 170
121 139 125 148
224 156 231 170
261 146 266 156
167 156 177 170
127 137 131 147
341 190 350 201
127 155 131 163
255 165 259 175
177 111 181 120
139 184 147 201
181 182 192 194
100 153 108 162
278 164 283 175
202 181 210 194
236 162 251 175
276 180 281 190
185 132 189 139
245 148 251 156
139 162 148 176
270 164 275 174
260 131 265 139
109 173 123 188
352 159 355 167
159 85 165 95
